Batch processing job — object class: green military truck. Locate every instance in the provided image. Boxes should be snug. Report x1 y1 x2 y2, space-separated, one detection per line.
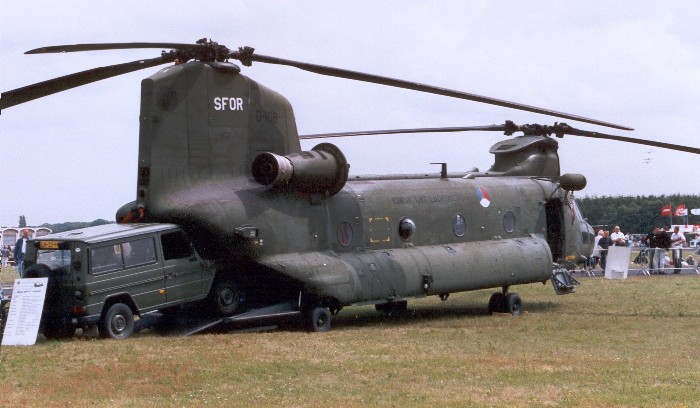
22 223 240 339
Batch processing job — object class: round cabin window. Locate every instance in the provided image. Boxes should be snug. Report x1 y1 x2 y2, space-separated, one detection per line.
453 214 466 237
398 218 416 241
337 222 353 247
503 211 516 233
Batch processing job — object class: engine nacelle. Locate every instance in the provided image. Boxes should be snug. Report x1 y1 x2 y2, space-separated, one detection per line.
252 143 349 196
559 173 587 191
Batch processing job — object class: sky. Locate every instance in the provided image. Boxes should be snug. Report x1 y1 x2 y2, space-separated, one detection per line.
1 1 699 226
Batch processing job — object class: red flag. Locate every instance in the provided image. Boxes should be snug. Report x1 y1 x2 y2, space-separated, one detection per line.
674 204 687 216
661 204 672 216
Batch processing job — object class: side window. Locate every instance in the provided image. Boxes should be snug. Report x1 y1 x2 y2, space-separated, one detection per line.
161 231 194 260
123 237 157 268
91 245 123 274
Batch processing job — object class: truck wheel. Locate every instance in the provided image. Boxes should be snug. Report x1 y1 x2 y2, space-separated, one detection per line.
506 293 522 316
211 279 241 316
307 307 331 332
23 263 51 278
100 303 134 339
43 320 75 339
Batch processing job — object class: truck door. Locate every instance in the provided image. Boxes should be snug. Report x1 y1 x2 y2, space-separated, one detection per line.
161 230 203 302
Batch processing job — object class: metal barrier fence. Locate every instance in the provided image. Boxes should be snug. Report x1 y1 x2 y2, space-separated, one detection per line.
583 247 700 276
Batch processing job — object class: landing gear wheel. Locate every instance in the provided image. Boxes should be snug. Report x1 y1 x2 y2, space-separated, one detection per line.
307 307 331 332
375 300 408 315
488 292 506 314
100 303 134 339
506 293 522 316
211 279 241 317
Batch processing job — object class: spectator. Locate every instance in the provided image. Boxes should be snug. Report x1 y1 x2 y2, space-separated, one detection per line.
653 227 672 274
642 226 658 272
611 226 627 247
590 230 604 269
598 230 612 271
14 229 30 278
670 226 686 274
1 245 10 268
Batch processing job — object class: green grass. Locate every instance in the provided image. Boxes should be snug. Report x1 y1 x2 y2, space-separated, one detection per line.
1 275 699 407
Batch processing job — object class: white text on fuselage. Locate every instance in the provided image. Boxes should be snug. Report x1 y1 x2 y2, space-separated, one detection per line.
213 97 244 111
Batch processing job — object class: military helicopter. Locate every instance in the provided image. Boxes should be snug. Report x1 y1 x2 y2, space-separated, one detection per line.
3 39 699 332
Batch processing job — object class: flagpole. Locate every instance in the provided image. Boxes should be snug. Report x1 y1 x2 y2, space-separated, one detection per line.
670 203 673 228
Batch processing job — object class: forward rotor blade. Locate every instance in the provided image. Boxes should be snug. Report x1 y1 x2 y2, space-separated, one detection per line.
237 51 632 131
26 42 199 54
1 55 175 110
300 125 507 139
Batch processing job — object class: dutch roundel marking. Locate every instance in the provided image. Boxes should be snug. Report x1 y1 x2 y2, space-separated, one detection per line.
476 187 491 208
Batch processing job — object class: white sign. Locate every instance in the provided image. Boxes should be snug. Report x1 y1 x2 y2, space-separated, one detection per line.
1 278 48 346
605 246 631 279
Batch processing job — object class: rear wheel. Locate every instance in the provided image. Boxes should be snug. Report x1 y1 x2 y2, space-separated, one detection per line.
307 307 331 332
488 292 506 314
43 320 75 339
375 300 408 315
506 293 522 316
100 303 134 339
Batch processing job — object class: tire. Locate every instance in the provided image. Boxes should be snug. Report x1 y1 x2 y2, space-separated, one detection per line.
506 293 522 316
488 292 506 314
210 279 241 317
23 263 51 278
24 263 59 318
308 307 331 332
375 300 408 315
100 303 135 339
43 319 75 339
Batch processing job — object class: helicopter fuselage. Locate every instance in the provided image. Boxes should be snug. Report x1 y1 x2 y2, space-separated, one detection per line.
118 60 592 311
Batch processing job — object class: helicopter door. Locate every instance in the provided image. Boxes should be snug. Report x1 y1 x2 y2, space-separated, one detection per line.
545 199 565 262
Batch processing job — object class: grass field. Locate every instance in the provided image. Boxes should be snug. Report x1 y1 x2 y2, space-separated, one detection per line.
1 272 699 407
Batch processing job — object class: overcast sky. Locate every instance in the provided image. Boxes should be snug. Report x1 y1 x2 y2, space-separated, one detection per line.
1 1 699 227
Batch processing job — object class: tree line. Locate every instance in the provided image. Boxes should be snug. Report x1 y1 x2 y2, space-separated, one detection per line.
576 194 700 234
39 219 113 233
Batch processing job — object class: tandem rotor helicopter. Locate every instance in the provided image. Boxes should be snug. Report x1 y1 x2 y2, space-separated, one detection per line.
3 39 699 333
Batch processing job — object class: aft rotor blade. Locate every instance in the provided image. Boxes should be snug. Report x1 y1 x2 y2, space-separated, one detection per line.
236 51 632 131
26 42 199 54
565 128 700 155
1 55 175 110
300 125 507 139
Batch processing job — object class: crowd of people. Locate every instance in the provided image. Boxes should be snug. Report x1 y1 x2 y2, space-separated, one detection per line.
589 225 697 274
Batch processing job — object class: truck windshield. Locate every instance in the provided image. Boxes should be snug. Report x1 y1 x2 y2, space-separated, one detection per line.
37 249 72 271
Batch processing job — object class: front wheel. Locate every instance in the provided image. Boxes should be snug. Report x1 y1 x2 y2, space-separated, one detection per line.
100 303 134 339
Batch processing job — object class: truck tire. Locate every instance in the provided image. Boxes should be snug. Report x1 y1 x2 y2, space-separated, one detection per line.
100 303 135 339
210 278 241 316
43 320 75 339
